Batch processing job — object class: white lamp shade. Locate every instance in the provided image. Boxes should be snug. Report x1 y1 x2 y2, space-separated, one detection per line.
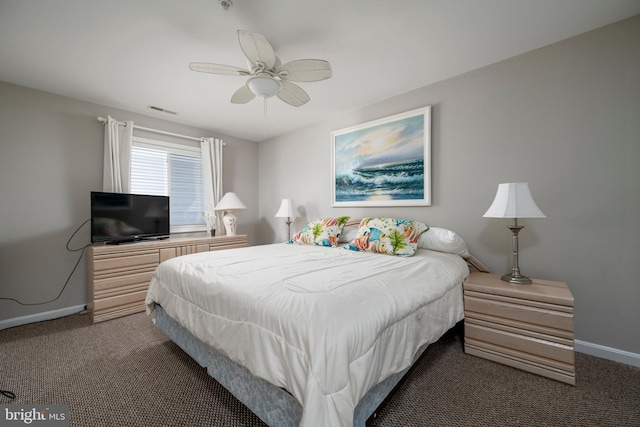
214 192 247 212
275 199 299 218
247 76 281 98
483 183 546 218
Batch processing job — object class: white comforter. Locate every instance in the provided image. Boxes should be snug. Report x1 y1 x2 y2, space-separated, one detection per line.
145 243 468 427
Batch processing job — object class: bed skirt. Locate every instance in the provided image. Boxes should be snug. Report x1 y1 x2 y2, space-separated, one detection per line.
153 305 434 427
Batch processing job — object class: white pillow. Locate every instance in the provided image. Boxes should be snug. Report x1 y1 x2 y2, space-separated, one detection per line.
418 227 470 257
339 226 359 243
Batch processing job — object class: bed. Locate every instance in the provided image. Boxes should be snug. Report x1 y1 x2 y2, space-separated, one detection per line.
145 218 486 426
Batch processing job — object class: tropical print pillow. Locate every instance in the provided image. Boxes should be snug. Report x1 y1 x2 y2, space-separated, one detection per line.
343 218 428 256
289 216 350 247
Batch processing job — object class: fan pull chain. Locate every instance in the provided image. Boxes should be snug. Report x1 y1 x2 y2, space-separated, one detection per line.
263 97 268 140
263 97 268 120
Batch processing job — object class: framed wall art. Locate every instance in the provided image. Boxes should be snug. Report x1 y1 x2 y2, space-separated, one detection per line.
331 106 431 207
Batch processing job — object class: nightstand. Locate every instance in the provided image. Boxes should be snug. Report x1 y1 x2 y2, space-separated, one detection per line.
463 272 575 385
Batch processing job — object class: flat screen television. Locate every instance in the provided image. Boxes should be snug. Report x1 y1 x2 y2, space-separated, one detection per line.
91 191 170 244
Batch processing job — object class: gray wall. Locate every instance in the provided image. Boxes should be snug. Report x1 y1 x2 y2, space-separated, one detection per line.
0 82 259 325
258 16 640 357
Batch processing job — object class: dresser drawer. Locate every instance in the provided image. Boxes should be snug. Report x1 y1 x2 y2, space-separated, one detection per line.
464 291 573 332
93 289 148 312
93 251 159 273
209 240 247 251
92 303 146 323
93 269 155 292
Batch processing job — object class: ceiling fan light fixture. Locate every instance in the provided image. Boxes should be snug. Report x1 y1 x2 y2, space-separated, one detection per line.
189 30 331 107
247 76 281 98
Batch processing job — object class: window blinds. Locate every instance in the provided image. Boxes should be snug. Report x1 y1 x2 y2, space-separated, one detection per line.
131 145 205 227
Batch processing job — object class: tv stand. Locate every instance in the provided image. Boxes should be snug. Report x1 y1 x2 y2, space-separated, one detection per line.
87 235 247 323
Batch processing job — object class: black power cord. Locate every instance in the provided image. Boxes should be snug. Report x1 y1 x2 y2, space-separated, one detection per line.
0 219 92 400
1 389 16 399
0 219 91 306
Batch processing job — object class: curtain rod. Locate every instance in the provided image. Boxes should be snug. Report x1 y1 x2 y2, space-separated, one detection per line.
97 116 223 144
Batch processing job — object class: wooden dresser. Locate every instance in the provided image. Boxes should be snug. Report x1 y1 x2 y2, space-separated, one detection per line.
463 272 575 385
87 235 247 323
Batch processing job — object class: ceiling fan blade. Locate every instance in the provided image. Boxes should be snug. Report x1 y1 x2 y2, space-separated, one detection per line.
277 81 310 107
230 85 256 104
189 62 250 76
237 30 276 71
276 59 332 82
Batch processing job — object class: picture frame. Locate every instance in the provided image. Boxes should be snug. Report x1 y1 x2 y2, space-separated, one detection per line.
331 106 431 207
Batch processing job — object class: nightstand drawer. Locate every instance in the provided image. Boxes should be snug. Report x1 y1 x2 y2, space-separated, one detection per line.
465 320 574 364
465 340 575 385
464 292 573 332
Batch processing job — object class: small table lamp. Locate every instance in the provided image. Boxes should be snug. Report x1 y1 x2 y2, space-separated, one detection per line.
275 199 299 241
483 183 546 284
214 192 247 235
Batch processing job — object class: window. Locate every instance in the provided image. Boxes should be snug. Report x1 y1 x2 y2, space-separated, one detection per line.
130 137 206 233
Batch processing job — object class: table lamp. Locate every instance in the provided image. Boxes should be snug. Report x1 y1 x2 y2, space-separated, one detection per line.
275 199 299 241
214 192 247 235
483 183 546 284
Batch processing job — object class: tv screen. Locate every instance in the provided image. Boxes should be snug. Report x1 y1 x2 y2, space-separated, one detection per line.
91 191 170 243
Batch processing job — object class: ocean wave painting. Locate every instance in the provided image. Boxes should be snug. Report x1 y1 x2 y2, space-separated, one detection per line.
331 106 431 206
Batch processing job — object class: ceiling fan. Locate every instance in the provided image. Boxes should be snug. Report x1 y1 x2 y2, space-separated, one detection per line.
189 30 332 107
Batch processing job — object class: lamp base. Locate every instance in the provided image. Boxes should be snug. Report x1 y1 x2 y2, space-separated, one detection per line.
284 218 292 241
501 219 533 285
500 273 532 285
222 212 238 236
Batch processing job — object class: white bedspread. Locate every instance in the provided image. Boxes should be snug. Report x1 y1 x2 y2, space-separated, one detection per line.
145 243 468 427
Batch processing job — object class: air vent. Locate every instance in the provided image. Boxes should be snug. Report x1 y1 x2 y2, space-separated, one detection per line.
148 105 177 115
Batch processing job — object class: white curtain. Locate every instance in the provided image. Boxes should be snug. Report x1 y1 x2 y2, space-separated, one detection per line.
201 138 224 233
102 116 133 193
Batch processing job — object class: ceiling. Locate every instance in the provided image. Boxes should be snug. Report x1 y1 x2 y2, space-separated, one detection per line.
1 1 639 142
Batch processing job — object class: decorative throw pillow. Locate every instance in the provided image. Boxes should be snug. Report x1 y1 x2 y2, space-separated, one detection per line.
343 218 428 256
289 216 350 247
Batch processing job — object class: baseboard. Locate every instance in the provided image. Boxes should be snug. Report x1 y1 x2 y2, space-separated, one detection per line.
0 304 86 330
575 339 640 368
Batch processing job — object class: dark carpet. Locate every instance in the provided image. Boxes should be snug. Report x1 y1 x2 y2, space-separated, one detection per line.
1 312 638 426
